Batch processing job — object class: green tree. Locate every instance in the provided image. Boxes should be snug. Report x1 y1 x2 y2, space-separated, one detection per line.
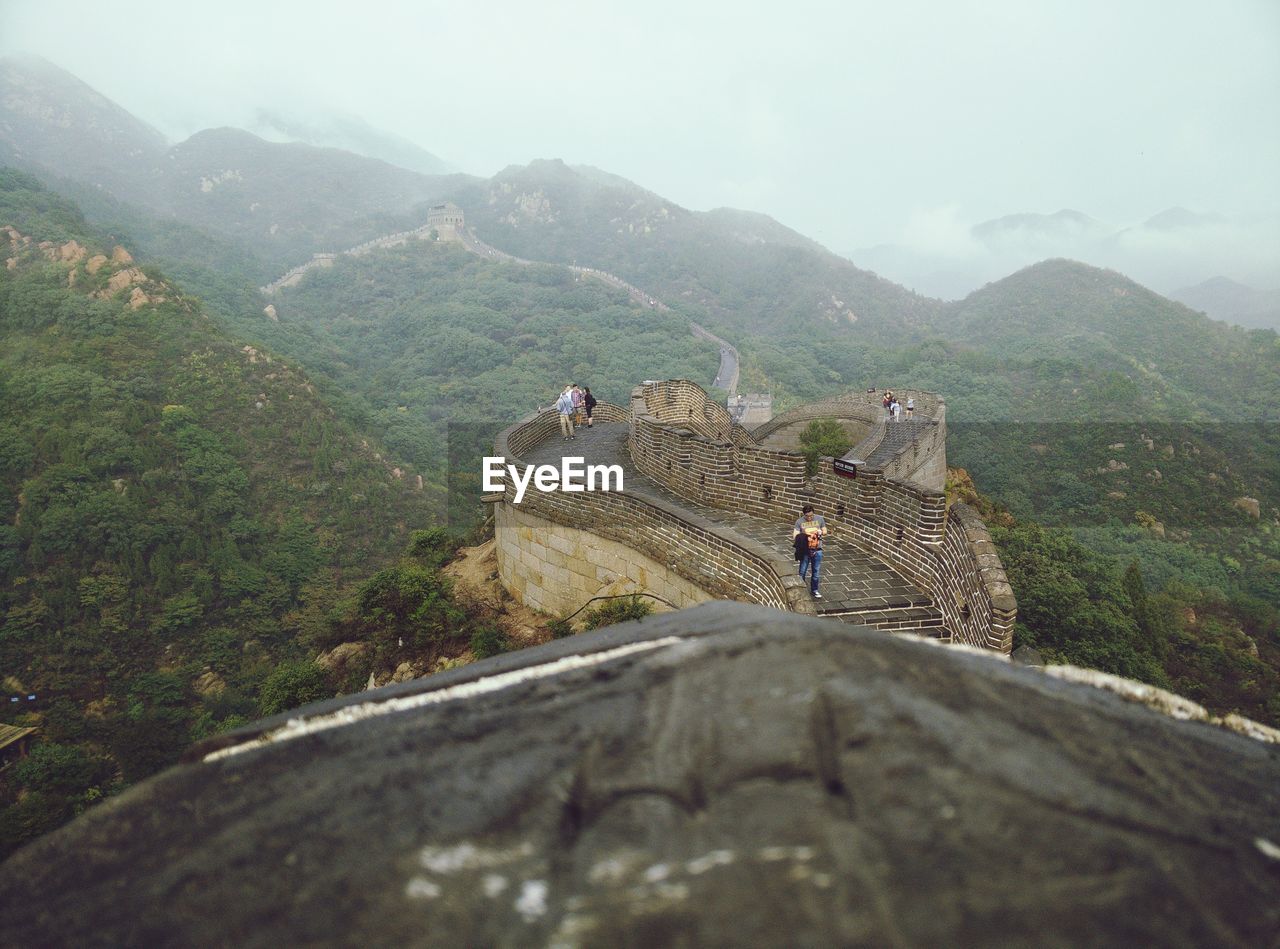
798 418 853 477
10 743 110 797
258 661 331 716
356 562 461 652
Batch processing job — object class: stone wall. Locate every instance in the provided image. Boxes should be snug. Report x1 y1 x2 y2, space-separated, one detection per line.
753 389 948 492
865 403 949 491
504 402 629 457
495 504 714 616
631 379 754 447
754 389 942 442
493 403 812 619
936 504 1017 650
491 382 1014 650
427 203 465 228
629 381 1014 649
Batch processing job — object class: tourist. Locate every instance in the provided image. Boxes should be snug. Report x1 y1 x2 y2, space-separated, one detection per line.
571 384 585 428
556 385 577 440
891 397 902 422
583 386 597 427
793 504 828 599
883 390 894 421
906 396 915 419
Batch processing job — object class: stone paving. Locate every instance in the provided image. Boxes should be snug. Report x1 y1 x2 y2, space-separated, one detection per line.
862 417 934 466
522 423 940 628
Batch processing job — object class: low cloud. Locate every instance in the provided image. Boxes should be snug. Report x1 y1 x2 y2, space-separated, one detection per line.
900 205 982 260
855 207 1280 301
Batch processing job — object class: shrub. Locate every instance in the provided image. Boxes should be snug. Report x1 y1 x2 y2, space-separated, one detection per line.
798 418 853 477
580 595 653 631
257 660 331 716
356 562 460 651
406 528 454 569
470 625 509 659
10 743 109 796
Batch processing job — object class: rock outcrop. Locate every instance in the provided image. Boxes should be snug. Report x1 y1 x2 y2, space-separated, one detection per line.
1234 496 1261 519
1 603 1277 946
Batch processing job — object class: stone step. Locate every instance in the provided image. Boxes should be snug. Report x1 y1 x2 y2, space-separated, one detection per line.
823 604 946 636
864 418 933 468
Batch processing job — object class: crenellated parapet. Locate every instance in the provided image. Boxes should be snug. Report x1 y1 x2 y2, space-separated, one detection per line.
490 380 1014 651
491 402 811 619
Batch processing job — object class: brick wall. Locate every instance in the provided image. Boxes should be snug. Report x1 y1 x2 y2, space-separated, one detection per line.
491 383 1016 651
629 382 1016 650
870 401 948 489
495 503 714 616
754 389 943 442
493 404 814 618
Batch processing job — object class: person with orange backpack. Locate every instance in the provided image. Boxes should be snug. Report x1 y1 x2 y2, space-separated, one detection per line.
792 504 828 599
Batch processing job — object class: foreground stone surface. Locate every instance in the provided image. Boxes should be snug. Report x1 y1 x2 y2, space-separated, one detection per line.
2 603 1278 946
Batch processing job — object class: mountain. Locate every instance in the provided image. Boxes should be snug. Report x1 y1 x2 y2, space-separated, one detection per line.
157 127 467 265
1169 276 1280 332
0 57 474 271
972 208 1113 245
0 55 167 204
0 169 470 855
1138 206 1225 232
249 108 457 176
853 205 1280 302
446 158 941 338
932 258 1280 419
252 233 719 528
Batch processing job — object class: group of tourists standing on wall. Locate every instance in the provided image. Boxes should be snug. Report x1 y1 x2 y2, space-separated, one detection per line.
554 384 597 440
881 390 914 422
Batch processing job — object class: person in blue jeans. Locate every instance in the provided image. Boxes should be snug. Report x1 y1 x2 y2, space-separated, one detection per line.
793 504 828 599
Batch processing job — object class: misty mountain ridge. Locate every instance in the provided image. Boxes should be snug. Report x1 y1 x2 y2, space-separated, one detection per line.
1169 275 1280 331
3 56 1273 349
1 57 912 339
0 56 475 268
853 203 1278 306
489 160 822 250
971 208 1113 244
0 54 167 205
161 127 469 259
1137 206 1225 232
450 157 939 338
935 257 1279 419
248 108 457 176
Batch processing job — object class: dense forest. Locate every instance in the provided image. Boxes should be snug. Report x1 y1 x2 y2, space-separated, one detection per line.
0 171 507 855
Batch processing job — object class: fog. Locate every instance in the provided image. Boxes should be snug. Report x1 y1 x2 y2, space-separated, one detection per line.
2 0 1277 294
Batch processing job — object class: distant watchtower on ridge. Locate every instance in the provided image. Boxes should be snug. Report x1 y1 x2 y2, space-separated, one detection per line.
427 202 465 233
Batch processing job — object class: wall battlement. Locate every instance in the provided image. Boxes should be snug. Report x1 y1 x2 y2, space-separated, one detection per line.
491 381 1015 650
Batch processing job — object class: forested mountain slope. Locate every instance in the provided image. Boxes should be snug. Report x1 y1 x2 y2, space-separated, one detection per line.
447 158 942 339
261 239 719 523
0 170 463 855
156 128 470 267
933 259 1280 419
0 55 167 206
0 58 473 272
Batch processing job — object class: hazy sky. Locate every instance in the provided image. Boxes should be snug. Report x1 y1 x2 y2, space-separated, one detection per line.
2 0 1278 283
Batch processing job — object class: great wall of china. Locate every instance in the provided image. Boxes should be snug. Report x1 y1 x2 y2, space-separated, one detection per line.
490 379 1016 651
259 206 744 395
260 208 1016 648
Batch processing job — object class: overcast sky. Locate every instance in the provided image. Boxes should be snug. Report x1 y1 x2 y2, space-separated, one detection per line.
2 0 1278 288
